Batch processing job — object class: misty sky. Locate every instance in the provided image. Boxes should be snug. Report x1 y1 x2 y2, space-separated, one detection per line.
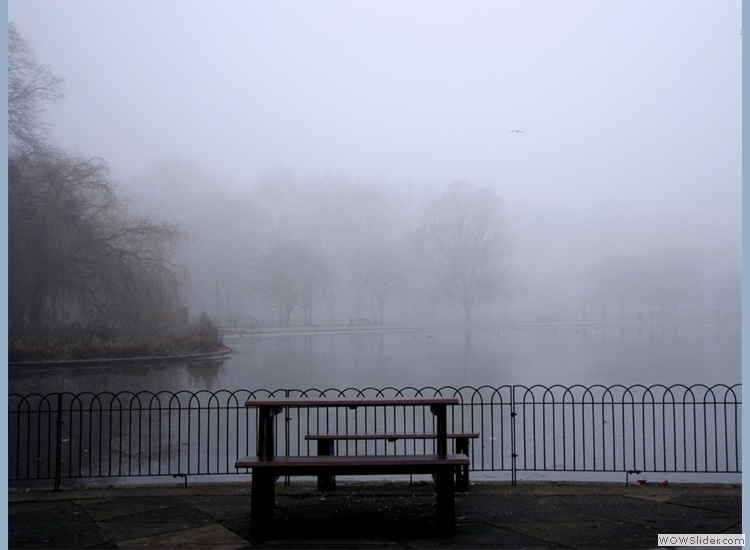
8 2 741 263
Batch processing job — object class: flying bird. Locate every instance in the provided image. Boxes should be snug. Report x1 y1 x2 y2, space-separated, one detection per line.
509 130 527 134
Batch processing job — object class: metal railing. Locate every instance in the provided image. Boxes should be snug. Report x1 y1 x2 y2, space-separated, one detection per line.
8 384 741 488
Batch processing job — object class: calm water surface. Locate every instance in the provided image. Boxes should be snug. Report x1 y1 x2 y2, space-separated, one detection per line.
9 321 741 395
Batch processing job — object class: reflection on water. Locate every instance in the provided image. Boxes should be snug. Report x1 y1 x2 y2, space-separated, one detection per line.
9 321 740 396
9 359 227 395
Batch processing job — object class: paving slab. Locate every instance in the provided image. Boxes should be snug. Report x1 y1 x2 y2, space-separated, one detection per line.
496 520 610 545
9 518 112 550
185 494 255 520
116 523 250 550
7 481 741 549
96 505 216 543
666 496 743 515
419 522 561 549
565 522 663 550
458 494 598 523
75 496 189 521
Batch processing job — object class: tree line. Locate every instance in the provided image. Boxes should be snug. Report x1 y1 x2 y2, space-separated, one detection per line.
9 23 738 335
128 157 737 328
127 163 514 327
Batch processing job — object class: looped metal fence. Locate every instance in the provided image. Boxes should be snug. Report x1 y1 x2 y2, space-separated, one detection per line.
8 384 740 489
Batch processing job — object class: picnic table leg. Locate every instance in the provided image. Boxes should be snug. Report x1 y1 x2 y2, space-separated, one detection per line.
429 404 448 456
434 465 456 536
316 440 336 491
455 437 470 491
257 406 279 458
251 469 275 538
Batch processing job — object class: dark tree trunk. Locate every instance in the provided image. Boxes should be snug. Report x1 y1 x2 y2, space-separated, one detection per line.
464 303 473 324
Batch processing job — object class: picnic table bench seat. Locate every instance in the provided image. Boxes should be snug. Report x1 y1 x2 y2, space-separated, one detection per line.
305 432 479 491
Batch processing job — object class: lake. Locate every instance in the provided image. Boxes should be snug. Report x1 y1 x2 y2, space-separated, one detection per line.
9 321 740 395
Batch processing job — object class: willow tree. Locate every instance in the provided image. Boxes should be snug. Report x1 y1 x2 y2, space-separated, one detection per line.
417 180 511 324
8 22 63 155
9 151 183 333
8 24 183 334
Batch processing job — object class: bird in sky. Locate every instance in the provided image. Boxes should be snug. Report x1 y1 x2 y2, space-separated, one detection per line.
509 130 527 134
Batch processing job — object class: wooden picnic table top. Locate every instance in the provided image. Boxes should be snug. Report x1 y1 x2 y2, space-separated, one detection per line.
243 396 460 408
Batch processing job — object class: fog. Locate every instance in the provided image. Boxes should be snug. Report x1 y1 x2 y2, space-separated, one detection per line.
8 2 741 327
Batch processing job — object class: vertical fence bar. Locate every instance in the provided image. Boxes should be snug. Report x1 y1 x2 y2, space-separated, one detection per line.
53 393 63 491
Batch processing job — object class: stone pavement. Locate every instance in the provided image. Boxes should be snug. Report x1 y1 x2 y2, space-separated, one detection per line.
8 480 741 549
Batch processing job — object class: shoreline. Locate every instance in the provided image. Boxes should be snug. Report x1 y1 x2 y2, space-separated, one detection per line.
8 346 233 370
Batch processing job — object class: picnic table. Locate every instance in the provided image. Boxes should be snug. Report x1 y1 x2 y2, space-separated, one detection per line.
235 396 470 537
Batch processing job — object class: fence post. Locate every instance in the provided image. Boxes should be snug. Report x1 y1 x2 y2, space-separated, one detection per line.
53 393 63 492
284 389 291 486
511 386 517 486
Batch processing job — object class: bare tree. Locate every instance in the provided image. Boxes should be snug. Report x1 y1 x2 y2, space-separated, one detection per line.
128 157 262 320
297 250 334 326
8 22 64 155
587 247 708 321
638 247 706 318
589 252 642 320
9 150 183 333
711 267 740 319
254 169 301 245
319 180 401 320
357 245 406 325
255 241 332 326
417 180 511 324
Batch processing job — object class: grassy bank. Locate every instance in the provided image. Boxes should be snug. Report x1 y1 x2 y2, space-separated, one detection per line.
9 320 227 363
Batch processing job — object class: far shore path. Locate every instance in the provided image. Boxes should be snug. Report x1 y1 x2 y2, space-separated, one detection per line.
219 317 734 337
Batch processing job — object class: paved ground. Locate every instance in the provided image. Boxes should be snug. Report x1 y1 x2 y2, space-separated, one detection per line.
8 480 741 549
